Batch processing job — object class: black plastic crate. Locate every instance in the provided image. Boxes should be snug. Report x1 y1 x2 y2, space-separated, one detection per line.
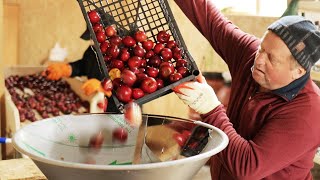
77 0 199 112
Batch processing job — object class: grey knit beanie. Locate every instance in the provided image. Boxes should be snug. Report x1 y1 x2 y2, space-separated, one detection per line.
268 15 320 71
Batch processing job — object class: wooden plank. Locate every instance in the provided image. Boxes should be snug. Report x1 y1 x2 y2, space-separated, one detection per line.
0 158 47 180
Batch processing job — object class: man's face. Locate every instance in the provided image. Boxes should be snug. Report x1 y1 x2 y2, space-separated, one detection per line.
252 31 303 91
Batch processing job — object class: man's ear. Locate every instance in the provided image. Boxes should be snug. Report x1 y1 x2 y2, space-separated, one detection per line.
292 66 306 80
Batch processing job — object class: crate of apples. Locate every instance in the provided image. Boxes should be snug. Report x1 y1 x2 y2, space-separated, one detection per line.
78 3 199 111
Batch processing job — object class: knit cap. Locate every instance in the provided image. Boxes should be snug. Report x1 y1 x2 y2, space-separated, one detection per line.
268 15 320 71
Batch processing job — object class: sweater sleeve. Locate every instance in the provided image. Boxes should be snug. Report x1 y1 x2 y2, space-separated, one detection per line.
201 105 316 179
173 0 260 78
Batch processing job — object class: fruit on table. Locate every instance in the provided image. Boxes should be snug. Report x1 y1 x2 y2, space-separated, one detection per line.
5 74 89 122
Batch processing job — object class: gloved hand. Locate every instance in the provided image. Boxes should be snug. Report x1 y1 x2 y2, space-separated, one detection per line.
43 62 72 80
172 74 221 114
81 78 112 97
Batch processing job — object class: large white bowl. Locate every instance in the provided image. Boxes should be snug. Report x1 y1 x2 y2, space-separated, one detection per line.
12 114 228 180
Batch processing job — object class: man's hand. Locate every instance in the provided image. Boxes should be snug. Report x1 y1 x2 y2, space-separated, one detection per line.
43 62 72 80
81 78 112 97
172 74 221 114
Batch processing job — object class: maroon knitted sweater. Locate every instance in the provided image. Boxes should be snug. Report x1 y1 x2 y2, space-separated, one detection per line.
174 0 320 179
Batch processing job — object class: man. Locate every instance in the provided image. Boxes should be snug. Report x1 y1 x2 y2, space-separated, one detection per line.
44 27 119 112
173 0 320 179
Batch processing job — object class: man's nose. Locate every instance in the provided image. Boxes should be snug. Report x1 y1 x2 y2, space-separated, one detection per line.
255 52 267 65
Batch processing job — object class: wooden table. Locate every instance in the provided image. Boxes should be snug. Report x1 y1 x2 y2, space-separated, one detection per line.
0 158 47 180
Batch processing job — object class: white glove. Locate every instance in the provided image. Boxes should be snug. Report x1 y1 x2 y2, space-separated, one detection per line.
173 76 221 114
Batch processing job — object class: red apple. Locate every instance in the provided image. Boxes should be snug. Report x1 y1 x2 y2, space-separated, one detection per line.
153 43 165 54
88 10 101 24
161 48 172 61
105 25 117 37
173 133 187 147
116 85 132 103
109 36 122 46
133 45 146 57
110 59 124 70
128 56 142 69
136 73 148 84
159 64 175 79
176 66 189 77
132 88 145 99
119 48 130 61
106 45 120 59
146 67 159 78
112 78 122 89
97 97 108 112
172 47 182 60
140 59 147 68
156 78 164 89
130 67 140 74
104 55 111 62
101 78 113 91
157 30 170 43
93 23 104 33
88 131 104 150
142 40 154 51
100 41 109 54
145 50 154 59
140 77 157 93
112 127 128 143
166 40 177 49
124 102 142 127
148 55 162 67
122 36 136 47
176 58 188 68
169 72 183 83
160 61 174 69
134 30 147 42
96 31 106 43
121 69 137 87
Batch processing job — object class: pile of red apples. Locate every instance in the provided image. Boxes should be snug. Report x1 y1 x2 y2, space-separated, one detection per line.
5 74 89 122
88 10 191 104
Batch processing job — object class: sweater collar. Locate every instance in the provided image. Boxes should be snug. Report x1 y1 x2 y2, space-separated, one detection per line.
271 72 310 101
